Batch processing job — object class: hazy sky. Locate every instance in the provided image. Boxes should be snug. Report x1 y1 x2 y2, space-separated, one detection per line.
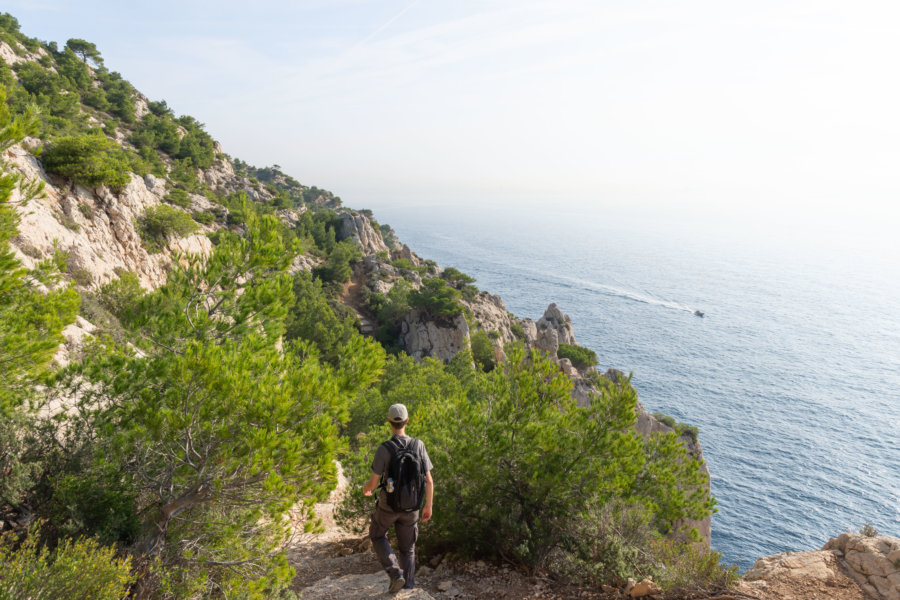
5 1 900 225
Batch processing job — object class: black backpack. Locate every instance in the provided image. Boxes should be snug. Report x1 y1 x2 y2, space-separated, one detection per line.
380 437 427 513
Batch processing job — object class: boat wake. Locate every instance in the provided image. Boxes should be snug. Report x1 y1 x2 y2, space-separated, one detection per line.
557 275 701 316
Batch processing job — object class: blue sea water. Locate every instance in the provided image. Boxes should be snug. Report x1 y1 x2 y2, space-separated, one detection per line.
360 200 900 571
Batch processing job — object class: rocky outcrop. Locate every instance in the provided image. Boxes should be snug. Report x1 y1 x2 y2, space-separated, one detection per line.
537 302 576 345
745 548 844 583
198 155 237 190
6 142 212 289
462 292 516 342
823 533 900 599
399 308 469 362
528 303 577 359
392 244 424 267
743 534 900 600
0 40 45 66
340 211 389 255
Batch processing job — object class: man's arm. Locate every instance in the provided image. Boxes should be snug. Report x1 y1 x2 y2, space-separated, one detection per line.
421 471 434 522
363 472 381 496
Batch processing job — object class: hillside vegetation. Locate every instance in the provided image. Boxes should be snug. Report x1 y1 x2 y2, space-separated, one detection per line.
0 13 732 599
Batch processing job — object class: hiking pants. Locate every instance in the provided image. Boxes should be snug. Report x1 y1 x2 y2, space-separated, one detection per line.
369 506 419 588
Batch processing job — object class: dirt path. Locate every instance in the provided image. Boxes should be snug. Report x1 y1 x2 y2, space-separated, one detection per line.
340 266 377 335
286 473 875 599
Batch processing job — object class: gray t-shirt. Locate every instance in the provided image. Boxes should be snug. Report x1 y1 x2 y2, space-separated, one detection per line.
371 434 433 511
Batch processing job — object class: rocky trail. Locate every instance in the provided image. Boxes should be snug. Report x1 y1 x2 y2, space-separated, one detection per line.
284 464 891 600
342 266 378 336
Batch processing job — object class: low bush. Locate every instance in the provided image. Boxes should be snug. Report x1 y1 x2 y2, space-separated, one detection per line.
645 538 739 593
408 278 462 319
469 330 496 372
510 322 526 340
165 188 191 208
391 257 427 275
138 205 198 252
440 266 475 286
860 522 879 537
0 525 135 599
557 343 598 369
41 132 132 192
651 412 700 443
47 470 140 546
314 239 360 284
192 210 215 225
98 270 144 322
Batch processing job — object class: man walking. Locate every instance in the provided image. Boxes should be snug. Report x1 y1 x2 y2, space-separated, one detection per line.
363 403 434 593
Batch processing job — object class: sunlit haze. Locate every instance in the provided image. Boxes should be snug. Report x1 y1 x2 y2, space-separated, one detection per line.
6 1 900 230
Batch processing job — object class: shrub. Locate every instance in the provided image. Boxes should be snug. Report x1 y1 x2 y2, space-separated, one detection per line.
41 132 132 192
165 188 191 208
0 526 135 599
138 205 198 252
314 239 360 284
469 330 496 372
651 412 700 444
860 522 879 537
557 343 598 369
47 471 140 546
98 270 144 321
510 322 526 340
391 258 415 270
547 498 656 585
408 278 462 319
192 210 215 225
76 201 92 219
68 266 92 287
391 257 426 275
441 266 475 287
284 272 359 365
645 538 739 593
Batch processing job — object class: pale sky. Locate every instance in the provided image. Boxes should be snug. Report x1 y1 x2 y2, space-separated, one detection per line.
5 1 900 226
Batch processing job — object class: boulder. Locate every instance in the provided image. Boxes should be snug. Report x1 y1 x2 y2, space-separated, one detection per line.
744 550 840 582
629 578 662 598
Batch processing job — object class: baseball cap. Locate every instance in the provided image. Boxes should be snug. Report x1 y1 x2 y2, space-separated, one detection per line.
387 404 408 423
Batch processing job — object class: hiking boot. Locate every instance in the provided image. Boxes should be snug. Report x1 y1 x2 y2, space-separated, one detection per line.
388 574 406 593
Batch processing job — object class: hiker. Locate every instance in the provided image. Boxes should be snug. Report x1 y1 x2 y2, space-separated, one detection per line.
363 403 434 593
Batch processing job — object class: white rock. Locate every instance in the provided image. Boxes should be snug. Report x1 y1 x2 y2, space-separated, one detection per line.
340 211 389 255
400 308 470 362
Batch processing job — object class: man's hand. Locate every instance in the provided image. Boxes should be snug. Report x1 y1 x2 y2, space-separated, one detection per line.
363 472 381 497
421 505 432 522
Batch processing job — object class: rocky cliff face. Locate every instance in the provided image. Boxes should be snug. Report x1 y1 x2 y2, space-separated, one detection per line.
6 141 212 289
399 308 470 362
340 211 389 256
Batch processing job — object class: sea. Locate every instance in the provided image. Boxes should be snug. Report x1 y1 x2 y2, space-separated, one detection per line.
357 198 900 571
